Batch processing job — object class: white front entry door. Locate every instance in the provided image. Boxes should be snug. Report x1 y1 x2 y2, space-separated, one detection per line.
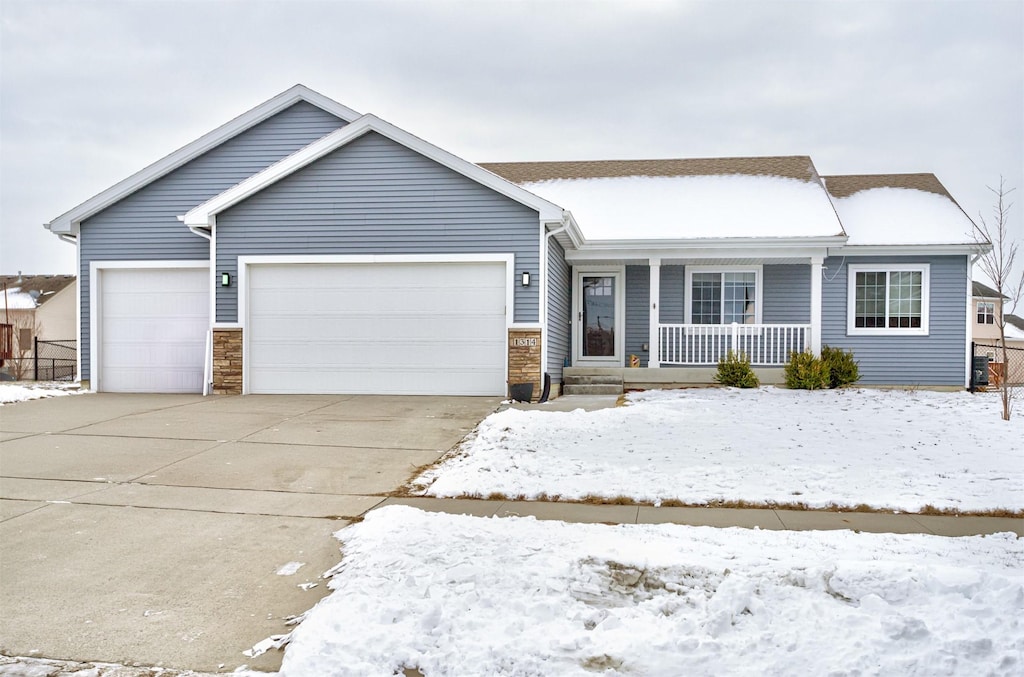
98 266 209 393
246 261 507 395
573 268 624 365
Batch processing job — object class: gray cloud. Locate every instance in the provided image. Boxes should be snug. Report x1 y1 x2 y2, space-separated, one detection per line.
2 0 1020 274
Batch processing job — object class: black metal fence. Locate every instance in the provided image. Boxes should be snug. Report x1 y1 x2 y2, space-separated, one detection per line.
971 341 1024 394
35 339 77 381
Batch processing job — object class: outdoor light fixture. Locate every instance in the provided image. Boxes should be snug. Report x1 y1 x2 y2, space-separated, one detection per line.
521 271 530 287
221 272 231 287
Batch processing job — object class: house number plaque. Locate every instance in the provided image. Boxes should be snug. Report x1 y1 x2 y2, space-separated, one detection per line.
511 337 538 347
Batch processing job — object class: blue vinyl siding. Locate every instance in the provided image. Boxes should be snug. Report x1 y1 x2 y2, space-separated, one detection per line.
821 255 968 386
659 265 686 323
625 265 651 366
78 102 346 380
215 132 540 324
547 238 571 382
762 265 811 323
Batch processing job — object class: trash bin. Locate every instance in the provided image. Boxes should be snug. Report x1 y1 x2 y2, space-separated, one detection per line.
509 382 534 403
973 355 990 387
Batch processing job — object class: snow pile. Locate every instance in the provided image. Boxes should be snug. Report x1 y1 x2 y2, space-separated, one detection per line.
0 383 80 405
281 506 1023 676
522 175 844 240
415 388 1023 512
833 187 976 245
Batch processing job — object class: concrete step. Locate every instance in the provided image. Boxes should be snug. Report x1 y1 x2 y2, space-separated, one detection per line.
563 374 624 386
562 384 624 396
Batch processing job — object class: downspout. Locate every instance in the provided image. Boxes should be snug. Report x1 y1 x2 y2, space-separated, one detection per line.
541 222 569 402
183 220 213 395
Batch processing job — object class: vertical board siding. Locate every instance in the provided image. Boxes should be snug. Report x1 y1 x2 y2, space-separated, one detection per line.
79 101 347 380
547 238 571 383
762 265 811 323
216 132 541 324
625 265 651 366
821 255 967 385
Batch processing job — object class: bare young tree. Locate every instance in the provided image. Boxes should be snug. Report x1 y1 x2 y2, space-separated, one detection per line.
974 178 1022 420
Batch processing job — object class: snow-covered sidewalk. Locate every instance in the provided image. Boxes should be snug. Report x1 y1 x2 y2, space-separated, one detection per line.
412 388 1023 513
281 506 1023 676
0 382 81 405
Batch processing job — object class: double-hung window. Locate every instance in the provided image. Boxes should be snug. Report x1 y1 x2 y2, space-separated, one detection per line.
686 267 761 325
847 264 929 335
977 301 995 325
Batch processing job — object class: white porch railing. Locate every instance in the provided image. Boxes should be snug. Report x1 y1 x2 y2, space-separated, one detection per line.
659 323 811 366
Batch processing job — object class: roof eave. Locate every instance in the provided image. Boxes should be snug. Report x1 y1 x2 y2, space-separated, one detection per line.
45 84 361 237
577 235 848 250
829 242 991 256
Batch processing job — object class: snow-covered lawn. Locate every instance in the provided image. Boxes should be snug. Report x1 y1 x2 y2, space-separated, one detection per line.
0 382 81 405
281 506 1023 676
412 388 1024 513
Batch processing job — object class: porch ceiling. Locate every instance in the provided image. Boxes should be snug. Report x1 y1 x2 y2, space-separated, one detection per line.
565 256 817 266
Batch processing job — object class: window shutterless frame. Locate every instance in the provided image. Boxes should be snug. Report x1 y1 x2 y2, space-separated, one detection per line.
846 263 930 336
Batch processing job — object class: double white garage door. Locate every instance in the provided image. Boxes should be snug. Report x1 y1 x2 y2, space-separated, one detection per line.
98 262 507 395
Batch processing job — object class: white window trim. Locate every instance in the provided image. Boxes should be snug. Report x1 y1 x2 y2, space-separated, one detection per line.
846 263 930 336
684 265 763 325
977 301 995 325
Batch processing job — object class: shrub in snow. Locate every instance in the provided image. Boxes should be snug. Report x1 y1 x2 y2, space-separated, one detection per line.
784 350 830 390
822 345 860 388
715 350 760 388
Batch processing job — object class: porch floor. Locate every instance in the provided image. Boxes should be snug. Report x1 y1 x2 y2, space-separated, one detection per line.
564 366 786 390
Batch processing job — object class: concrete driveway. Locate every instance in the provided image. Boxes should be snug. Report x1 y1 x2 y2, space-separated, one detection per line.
0 392 499 672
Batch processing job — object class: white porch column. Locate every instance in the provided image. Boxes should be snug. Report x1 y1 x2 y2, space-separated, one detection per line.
649 258 661 368
810 256 823 356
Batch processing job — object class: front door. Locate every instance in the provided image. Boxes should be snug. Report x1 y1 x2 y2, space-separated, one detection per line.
573 269 624 365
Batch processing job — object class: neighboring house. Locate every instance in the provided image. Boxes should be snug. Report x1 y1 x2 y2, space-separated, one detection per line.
44 85 987 397
971 280 1024 385
0 275 77 380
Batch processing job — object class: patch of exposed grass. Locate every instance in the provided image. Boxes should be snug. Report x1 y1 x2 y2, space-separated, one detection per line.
423 493 1022 518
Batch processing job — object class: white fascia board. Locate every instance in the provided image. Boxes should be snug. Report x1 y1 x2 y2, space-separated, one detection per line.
828 243 990 257
566 239 842 262
46 85 360 236
184 114 568 228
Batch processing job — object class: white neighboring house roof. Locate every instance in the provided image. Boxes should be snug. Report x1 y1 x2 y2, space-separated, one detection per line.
182 114 572 230
45 85 361 236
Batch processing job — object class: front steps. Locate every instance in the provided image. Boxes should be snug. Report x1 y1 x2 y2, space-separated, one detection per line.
562 373 623 396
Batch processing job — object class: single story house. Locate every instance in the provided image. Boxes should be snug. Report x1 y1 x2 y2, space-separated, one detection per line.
45 85 987 398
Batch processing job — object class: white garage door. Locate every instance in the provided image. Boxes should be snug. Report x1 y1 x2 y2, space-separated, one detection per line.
247 262 507 395
99 266 208 393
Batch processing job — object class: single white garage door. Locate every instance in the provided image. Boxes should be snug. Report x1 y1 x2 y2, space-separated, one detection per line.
99 266 208 393
247 262 507 395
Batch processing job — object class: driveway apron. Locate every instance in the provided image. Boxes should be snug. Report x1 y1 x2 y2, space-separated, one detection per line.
0 393 499 672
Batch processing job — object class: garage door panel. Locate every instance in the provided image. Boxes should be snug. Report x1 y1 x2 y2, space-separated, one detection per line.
248 262 507 395
100 267 208 393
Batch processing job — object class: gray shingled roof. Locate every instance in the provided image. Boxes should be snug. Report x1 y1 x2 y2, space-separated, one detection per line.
972 281 1007 299
480 156 820 184
1006 314 1024 333
0 274 76 307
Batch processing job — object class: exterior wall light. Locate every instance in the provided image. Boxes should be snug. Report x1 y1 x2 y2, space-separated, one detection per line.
221 272 231 287
521 271 530 287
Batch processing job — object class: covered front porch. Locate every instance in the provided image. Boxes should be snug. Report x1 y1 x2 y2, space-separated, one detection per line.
565 244 833 375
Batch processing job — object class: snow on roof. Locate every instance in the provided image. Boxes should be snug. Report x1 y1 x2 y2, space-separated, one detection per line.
2 287 37 309
521 174 844 240
825 175 976 246
1004 314 1024 340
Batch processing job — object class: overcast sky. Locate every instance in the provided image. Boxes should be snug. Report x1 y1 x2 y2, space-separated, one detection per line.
1 0 1021 275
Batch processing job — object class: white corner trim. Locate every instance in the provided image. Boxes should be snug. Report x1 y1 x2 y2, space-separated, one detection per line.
845 262 931 336
46 85 359 236
88 260 210 392
683 265 764 325
183 114 566 228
